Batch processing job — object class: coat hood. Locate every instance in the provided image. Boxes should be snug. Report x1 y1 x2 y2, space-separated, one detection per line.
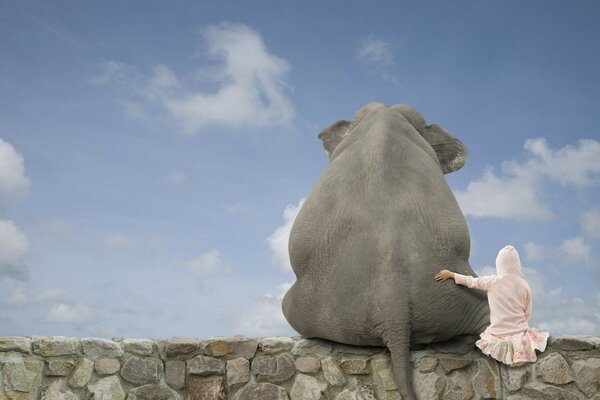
496 245 525 279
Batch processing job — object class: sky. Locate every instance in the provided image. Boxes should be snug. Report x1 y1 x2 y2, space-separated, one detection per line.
0 0 599 340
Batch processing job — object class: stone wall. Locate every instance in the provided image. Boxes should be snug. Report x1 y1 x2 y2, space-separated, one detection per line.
0 334 599 399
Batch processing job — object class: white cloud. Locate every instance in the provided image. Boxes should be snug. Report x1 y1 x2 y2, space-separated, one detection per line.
522 267 600 335
0 138 30 199
524 241 545 262
355 36 394 66
266 198 305 273
101 233 136 251
40 302 94 324
581 208 600 240
165 171 187 184
235 281 297 336
558 236 591 264
0 220 30 281
93 23 294 134
181 249 228 276
455 138 600 220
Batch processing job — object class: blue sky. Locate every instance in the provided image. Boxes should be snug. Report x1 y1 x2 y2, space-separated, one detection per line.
1 0 599 339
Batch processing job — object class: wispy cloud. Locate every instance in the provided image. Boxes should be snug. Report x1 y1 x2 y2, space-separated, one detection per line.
92 22 294 134
266 198 305 274
165 171 187 184
355 36 394 66
558 236 591 264
40 303 94 324
455 138 600 220
180 249 230 276
354 36 399 84
0 138 30 199
524 241 545 262
235 282 296 336
581 208 600 240
0 220 30 281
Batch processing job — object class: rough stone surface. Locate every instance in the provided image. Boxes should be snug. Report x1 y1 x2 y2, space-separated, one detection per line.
548 335 596 351
522 381 581 400
535 351 574 384
95 358 121 375
0 337 31 353
32 336 78 357
571 357 600 397
67 357 93 388
291 338 333 356
81 338 124 359
413 371 445 400
116 338 155 356
443 370 474 400
226 357 250 389
500 364 528 393
121 355 162 385
437 355 471 372
88 375 125 400
187 355 226 376
45 360 75 376
290 373 328 400
188 376 226 400
127 383 181 400
322 356 347 386
234 382 289 400
157 336 201 361
41 378 79 400
1 358 44 397
473 358 501 399
166 360 186 390
252 353 295 383
371 358 401 400
294 356 321 374
203 336 258 359
415 356 438 373
339 357 370 375
1 334 599 399
259 337 297 354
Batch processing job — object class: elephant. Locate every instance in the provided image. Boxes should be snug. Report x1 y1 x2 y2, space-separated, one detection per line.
281 102 490 399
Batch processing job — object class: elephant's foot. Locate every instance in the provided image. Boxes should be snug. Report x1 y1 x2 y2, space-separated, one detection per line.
382 322 417 400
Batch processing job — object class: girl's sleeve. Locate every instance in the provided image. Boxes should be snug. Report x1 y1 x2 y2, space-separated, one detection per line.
524 287 532 321
454 273 497 292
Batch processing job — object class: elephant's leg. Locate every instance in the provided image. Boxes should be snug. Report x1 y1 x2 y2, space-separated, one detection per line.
382 321 417 400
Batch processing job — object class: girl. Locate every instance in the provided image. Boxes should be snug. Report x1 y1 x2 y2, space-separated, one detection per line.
434 244 549 367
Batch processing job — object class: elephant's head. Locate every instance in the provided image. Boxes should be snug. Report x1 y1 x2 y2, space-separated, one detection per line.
317 102 468 174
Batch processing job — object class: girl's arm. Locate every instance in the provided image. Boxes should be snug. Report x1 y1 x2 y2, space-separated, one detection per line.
435 270 497 292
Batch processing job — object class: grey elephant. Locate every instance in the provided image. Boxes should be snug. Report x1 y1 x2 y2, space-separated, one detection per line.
282 102 490 399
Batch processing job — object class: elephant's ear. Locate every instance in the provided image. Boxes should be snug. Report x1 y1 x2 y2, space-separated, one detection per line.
421 124 468 174
318 120 351 160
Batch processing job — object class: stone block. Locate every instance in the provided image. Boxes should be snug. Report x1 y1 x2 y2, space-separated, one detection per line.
251 353 295 383
294 356 320 374
67 358 93 388
234 382 288 400
187 355 226 376
31 336 78 357
188 376 226 400
535 352 573 384
88 375 125 400
289 373 328 400
81 338 124 359
166 360 186 390
45 360 75 377
120 355 162 385
571 358 600 397
227 357 250 389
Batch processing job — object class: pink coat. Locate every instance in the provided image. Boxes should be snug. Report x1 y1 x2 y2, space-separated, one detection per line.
454 245 533 337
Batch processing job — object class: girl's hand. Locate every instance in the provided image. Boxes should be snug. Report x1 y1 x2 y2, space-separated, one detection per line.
435 269 454 282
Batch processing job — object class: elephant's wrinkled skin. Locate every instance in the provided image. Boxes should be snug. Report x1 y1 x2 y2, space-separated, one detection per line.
282 102 490 399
